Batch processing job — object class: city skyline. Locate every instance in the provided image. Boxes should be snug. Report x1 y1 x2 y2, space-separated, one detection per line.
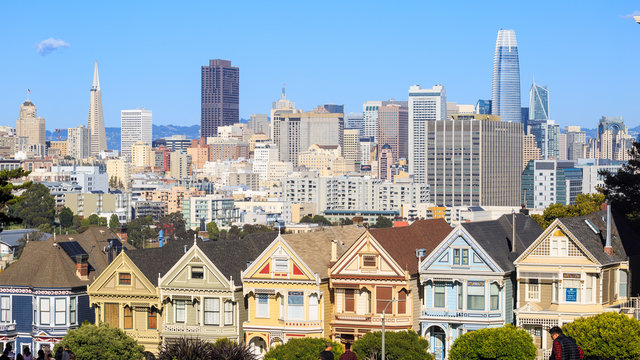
0 1 639 130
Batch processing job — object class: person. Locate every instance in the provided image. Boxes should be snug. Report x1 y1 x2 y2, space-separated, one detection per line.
17 354 24 360
549 326 584 360
36 350 45 360
339 342 357 360
23 347 33 360
46 354 54 360
3 344 15 358
54 347 63 360
61 346 71 360
319 344 334 360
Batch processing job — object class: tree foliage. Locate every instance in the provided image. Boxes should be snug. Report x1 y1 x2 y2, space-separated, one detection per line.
14 230 45 259
9 182 54 230
0 168 31 228
206 221 219 240
299 215 332 226
599 141 640 224
448 325 536 360
88 214 100 225
531 193 606 228
127 216 156 248
340 217 354 225
264 337 343 360
372 215 393 228
563 312 640 360
54 322 145 360
353 330 432 360
156 211 188 239
109 214 120 230
157 337 256 360
59 207 74 228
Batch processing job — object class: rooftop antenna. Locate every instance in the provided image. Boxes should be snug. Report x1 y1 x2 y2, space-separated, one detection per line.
282 84 286 99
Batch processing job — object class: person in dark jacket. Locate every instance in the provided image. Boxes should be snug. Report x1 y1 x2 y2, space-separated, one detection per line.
319 344 334 360
339 342 357 360
549 326 584 360
36 350 46 360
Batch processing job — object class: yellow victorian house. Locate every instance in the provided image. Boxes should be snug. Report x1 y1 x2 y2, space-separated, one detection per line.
87 250 163 353
514 207 631 359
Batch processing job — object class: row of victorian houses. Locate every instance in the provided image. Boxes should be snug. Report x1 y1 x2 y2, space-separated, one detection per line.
0 205 637 360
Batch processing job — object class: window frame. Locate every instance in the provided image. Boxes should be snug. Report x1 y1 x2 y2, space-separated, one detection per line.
490 283 500 310
0 296 10 323
39 298 50 325
344 289 355 313
376 286 394 314
69 297 77 325
619 270 628 299
526 280 540 302
148 308 157 329
434 282 445 308
467 282 485 311
54 298 66 326
175 300 186 323
191 266 204 280
256 294 269 318
308 294 319 320
287 291 305 320
119 273 132 285
123 306 133 329
204 298 220 326
224 301 233 326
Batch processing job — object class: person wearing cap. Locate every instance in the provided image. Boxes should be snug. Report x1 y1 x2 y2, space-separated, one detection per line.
549 326 584 360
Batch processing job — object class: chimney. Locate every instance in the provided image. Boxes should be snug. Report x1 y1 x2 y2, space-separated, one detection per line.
330 240 338 263
604 202 613 256
76 254 89 280
511 211 517 253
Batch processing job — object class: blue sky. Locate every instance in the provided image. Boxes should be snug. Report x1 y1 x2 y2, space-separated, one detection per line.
0 1 638 130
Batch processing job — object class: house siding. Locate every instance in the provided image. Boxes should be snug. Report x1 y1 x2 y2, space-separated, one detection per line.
13 294 32 333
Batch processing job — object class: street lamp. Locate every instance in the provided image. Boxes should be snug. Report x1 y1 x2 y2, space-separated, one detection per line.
381 299 398 360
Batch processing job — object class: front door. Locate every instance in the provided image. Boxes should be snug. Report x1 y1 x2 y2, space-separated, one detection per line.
104 303 119 328
430 327 446 360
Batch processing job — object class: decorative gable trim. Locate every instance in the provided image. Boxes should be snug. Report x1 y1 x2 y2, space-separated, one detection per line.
419 226 503 273
158 243 231 289
87 251 157 295
514 219 600 265
329 230 406 278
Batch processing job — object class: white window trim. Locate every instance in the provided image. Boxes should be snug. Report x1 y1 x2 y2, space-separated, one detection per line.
256 294 270 318
0 296 10 324
54 297 66 326
526 282 541 302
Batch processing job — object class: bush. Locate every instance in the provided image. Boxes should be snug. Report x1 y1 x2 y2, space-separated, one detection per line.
264 337 343 360
54 322 145 360
563 312 640 360
448 325 536 360
157 337 256 360
353 330 432 360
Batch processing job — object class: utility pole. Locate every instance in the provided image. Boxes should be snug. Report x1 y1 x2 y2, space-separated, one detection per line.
381 299 397 360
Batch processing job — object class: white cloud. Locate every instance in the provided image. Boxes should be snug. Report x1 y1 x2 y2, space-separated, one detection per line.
36 38 70 55
620 10 640 19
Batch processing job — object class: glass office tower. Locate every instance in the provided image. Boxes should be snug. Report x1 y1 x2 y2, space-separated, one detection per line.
491 29 521 123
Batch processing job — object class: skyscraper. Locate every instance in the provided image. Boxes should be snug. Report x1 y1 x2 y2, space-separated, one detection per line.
528 82 549 124
68 125 90 160
201 59 239 139
276 112 344 166
491 29 521 123
270 87 299 147
121 109 152 157
377 102 408 160
16 100 45 147
527 81 557 159
408 84 446 184
88 61 107 155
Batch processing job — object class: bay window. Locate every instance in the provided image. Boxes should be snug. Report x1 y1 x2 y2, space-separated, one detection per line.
204 298 220 325
224 301 233 325
434 283 445 308
55 298 66 325
490 283 499 310
467 282 485 311
288 292 304 320
40 298 50 325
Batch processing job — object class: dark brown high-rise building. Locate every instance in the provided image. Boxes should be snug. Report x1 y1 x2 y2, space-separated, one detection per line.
201 59 239 139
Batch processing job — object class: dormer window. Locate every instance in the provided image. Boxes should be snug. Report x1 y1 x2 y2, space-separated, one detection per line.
191 266 204 279
119 273 131 285
362 254 377 267
274 259 289 273
453 248 469 266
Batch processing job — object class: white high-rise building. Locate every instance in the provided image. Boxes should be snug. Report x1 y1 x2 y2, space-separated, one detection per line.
362 101 382 142
67 125 90 159
88 61 107 155
121 109 152 157
408 84 446 184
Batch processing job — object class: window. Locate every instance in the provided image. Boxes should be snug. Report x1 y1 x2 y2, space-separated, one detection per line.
585 275 594 303
279 294 284 319
274 259 288 273
619 270 628 298
288 292 304 320
148 308 157 329
462 249 469 265
40 298 50 325
453 249 469 266
69 297 77 325
527 280 540 301
119 273 132 285
0 297 9 323
490 283 499 310
224 301 233 325
204 298 220 325
453 249 460 265
55 298 66 325
124 306 133 329
308 294 319 320
564 279 581 303
434 283 445 308
363 255 377 267
376 287 393 313
256 294 269 318
457 283 463 310
397 290 407 314
344 289 355 312
191 267 204 279
175 300 186 323
467 282 485 311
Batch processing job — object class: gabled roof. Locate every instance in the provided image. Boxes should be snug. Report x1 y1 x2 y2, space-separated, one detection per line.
557 210 629 265
371 219 452 275
461 213 542 272
283 225 365 278
0 227 131 288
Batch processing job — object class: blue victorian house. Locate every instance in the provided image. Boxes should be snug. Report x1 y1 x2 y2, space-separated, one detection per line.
0 227 126 357
418 213 542 360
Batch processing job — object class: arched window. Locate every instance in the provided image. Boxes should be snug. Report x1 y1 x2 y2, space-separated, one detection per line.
398 289 408 314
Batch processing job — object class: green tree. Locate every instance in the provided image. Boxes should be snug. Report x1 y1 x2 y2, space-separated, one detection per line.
599 141 640 224
311 215 332 226
54 322 145 360
9 182 54 229
340 217 354 225
531 193 606 228
300 215 313 223
563 312 640 360
87 214 100 225
264 337 343 360
353 330 432 360
127 216 156 249
72 215 82 228
206 221 219 240
81 218 91 227
373 215 393 228
156 212 188 239
109 214 120 230
448 325 536 360
13 230 45 259
0 168 31 228
59 207 74 228
98 217 108 227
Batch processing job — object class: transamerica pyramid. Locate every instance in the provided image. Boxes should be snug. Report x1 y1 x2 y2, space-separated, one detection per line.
88 61 107 155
